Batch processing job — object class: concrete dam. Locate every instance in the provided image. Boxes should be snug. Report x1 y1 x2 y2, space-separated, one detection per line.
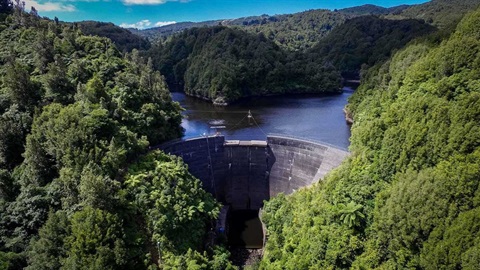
160 135 349 208
159 134 349 249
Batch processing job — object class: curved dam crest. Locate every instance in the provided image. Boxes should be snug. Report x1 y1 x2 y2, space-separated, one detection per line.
159 135 349 210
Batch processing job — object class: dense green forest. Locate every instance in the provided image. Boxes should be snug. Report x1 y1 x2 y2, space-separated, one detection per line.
137 0 479 54
338 4 409 16
259 6 480 269
232 10 352 51
1 0 480 269
0 5 234 269
309 16 435 77
139 0 479 99
145 14 436 101
133 10 354 52
76 21 150 52
387 0 480 28
147 26 341 104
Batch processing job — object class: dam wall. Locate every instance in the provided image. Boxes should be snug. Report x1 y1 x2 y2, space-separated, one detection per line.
160 135 349 210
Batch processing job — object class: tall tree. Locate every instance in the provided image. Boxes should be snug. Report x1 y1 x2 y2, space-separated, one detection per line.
0 0 13 14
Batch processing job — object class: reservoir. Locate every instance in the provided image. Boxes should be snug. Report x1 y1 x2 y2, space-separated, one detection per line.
171 87 353 149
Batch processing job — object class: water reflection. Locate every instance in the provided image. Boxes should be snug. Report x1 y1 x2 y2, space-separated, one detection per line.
172 87 353 149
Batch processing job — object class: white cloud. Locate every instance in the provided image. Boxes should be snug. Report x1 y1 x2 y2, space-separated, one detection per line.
24 0 76 12
154 21 176 27
122 0 189 6
120 19 176 29
120 19 152 29
123 0 167 4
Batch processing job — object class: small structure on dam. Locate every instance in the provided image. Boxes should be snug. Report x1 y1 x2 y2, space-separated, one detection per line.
159 134 349 249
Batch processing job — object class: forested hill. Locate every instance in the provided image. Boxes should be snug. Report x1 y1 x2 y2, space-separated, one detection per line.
0 7 235 269
135 9 354 51
136 0 479 53
387 0 480 28
146 15 436 100
309 16 435 78
229 9 352 51
147 26 342 104
76 21 150 52
338 4 409 15
259 6 480 269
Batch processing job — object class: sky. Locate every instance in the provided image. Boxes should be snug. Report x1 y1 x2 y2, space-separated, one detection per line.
23 0 429 29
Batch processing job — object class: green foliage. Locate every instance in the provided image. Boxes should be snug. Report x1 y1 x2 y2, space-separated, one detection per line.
0 11 187 269
338 4 409 16
124 150 220 254
0 105 31 169
77 21 150 52
0 251 24 270
136 10 352 52
336 201 365 229
259 6 480 269
310 16 435 77
26 210 69 270
148 26 341 103
235 9 352 51
63 207 126 269
162 246 236 270
2 61 41 111
388 0 480 29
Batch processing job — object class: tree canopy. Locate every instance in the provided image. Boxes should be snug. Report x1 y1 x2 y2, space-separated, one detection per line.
259 7 480 269
147 26 341 104
0 10 231 269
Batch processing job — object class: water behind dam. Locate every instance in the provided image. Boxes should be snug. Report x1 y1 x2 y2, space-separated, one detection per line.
171 87 354 149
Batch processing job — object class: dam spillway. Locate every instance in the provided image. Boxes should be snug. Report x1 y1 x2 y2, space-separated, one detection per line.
159 135 349 210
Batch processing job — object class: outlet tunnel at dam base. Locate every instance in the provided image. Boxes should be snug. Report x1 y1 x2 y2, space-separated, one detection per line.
159 135 349 249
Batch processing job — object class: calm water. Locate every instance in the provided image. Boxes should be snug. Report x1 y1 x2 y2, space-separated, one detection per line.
171 87 353 149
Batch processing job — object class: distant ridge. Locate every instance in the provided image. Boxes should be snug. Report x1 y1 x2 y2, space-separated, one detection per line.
338 4 409 15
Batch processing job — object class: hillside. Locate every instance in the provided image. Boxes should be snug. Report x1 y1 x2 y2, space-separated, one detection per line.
130 20 222 41
147 26 342 104
0 8 233 269
391 0 480 28
136 10 353 52
338 4 409 15
1 0 479 269
259 6 480 269
309 16 436 78
135 0 479 53
77 20 150 52
232 9 352 51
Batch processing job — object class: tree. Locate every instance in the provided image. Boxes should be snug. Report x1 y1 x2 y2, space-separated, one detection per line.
3 62 41 112
125 151 220 254
0 0 13 14
26 211 69 270
0 106 32 170
63 207 126 270
336 201 365 228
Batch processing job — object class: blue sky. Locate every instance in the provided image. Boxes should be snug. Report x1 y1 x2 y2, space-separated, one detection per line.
23 0 429 29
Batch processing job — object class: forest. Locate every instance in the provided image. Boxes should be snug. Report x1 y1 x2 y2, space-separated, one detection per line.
0 3 234 269
0 0 480 269
259 5 480 270
146 26 341 104
144 16 433 103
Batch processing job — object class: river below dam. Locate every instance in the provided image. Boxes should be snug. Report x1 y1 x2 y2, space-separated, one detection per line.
171 87 354 149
